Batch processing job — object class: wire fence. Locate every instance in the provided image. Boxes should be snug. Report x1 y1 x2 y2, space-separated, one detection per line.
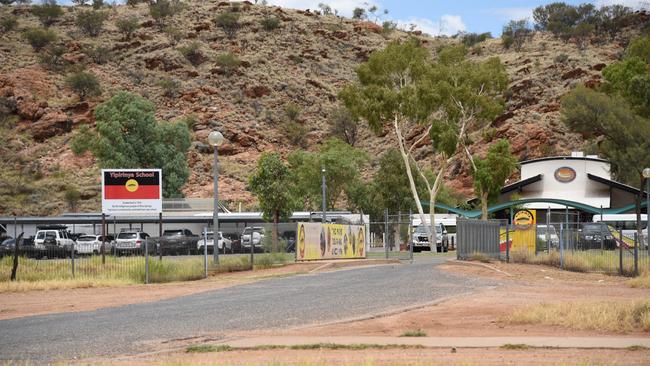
0 222 301 284
457 219 649 276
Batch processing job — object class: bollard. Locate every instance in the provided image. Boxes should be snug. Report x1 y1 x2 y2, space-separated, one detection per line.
145 237 149 284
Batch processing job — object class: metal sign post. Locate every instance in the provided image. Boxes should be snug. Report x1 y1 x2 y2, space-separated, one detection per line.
145 237 149 284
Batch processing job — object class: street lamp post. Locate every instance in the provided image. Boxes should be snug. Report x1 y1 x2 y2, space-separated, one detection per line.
208 131 225 264
321 168 327 223
641 168 650 252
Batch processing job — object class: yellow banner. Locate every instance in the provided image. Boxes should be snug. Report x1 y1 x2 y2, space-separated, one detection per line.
296 222 366 261
500 209 537 253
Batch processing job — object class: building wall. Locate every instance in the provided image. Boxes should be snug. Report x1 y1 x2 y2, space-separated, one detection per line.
518 158 611 209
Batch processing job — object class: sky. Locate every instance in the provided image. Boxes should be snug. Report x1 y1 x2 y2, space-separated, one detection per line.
265 0 649 36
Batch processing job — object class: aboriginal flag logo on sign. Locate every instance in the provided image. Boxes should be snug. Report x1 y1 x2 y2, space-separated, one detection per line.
103 170 161 200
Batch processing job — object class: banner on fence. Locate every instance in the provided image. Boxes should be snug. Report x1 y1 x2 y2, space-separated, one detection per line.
500 209 537 252
296 222 366 261
102 169 162 216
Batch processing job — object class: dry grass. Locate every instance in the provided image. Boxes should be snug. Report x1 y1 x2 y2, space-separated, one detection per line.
0 253 292 292
506 300 650 333
509 248 649 275
627 270 650 288
468 252 492 263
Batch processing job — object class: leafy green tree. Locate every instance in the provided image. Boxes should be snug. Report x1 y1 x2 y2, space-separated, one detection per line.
472 139 517 220
23 27 57 51
501 19 532 51
288 138 368 211
328 105 358 146
249 152 298 251
352 7 365 19
149 0 175 29
32 0 63 27
339 39 507 243
562 85 650 243
625 36 650 65
65 72 101 101
71 91 191 197
116 16 139 40
214 12 240 39
76 10 108 37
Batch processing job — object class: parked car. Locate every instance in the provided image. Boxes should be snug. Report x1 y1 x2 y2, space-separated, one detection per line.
411 223 449 252
113 231 153 256
34 225 74 258
578 222 616 250
196 231 232 254
75 235 114 255
151 229 200 255
241 227 265 252
536 225 560 250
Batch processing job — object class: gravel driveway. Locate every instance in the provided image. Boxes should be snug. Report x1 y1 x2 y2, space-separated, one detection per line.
0 255 497 363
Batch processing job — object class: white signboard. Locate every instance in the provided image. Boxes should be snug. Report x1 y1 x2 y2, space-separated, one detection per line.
101 169 162 215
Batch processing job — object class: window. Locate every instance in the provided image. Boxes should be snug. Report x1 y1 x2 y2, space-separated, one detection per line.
118 233 138 239
36 232 45 240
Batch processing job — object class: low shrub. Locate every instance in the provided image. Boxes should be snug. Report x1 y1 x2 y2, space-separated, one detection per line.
178 42 205 66
157 78 181 98
76 10 108 37
215 52 240 76
38 45 68 71
260 16 279 31
83 44 112 65
214 12 240 39
23 28 57 51
116 16 139 40
32 0 63 27
0 15 18 33
164 25 183 45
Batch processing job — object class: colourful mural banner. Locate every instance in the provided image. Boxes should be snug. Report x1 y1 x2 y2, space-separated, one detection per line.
296 222 366 261
500 209 537 253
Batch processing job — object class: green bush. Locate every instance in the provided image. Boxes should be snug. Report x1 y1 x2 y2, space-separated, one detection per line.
0 15 18 33
214 12 240 39
83 44 112 64
215 52 240 76
157 78 180 98
149 0 178 29
164 25 183 44
23 28 57 51
92 0 103 10
462 32 492 47
76 10 108 37
38 45 68 71
382 20 397 35
281 120 307 147
352 7 365 19
116 16 139 40
501 19 532 51
66 72 101 101
260 16 279 31
126 0 140 7
284 102 300 121
31 0 63 27
178 42 205 66
554 53 569 64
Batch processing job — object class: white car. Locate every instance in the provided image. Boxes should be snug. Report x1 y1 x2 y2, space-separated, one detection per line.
241 227 264 251
197 231 232 254
75 235 114 255
34 227 75 249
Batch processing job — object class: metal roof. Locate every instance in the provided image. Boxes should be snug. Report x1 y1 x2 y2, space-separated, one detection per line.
520 156 608 165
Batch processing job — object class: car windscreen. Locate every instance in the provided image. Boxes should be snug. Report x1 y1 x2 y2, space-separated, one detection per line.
163 230 184 236
117 233 138 239
77 236 96 241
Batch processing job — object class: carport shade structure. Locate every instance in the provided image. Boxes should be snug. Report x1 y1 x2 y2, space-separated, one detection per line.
422 199 649 218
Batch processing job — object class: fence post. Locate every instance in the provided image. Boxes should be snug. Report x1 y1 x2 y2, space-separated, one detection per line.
634 232 639 276
384 209 389 260
203 228 208 279
250 230 254 270
101 213 106 265
71 244 75 278
505 222 510 263
619 228 623 276
158 212 163 261
559 222 565 269
409 209 413 263
145 237 149 284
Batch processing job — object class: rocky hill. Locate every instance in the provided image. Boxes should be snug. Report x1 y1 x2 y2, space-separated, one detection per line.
0 2 647 216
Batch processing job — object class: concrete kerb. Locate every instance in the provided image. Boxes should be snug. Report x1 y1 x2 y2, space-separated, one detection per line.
217 336 650 349
445 258 514 277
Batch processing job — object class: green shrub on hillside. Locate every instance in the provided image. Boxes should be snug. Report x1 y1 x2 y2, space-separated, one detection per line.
501 19 532 51
76 10 108 37
149 0 179 29
461 32 492 47
178 42 205 66
83 44 112 64
38 45 68 71
23 28 57 51
215 52 240 76
66 72 102 101
32 0 63 27
0 15 18 33
214 12 240 39
260 16 279 31
116 16 139 40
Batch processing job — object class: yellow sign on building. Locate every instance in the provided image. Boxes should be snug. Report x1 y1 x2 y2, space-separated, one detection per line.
501 209 537 253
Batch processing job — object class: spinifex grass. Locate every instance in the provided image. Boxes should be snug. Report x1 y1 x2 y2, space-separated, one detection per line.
505 300 650 333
